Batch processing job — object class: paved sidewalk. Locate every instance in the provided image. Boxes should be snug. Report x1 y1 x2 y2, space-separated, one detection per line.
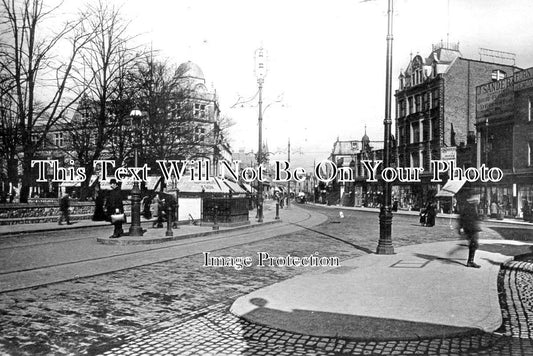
312 202 533 226
96 206 282 245
0 200 284 237
231 239 533 340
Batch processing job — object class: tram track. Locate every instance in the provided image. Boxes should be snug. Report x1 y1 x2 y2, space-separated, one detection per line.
0 208 320 291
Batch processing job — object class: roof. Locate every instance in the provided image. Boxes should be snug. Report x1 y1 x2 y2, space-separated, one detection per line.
178 61 205 81
331 140 360 156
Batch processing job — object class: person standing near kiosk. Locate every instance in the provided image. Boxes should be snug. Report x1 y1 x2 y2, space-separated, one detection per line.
106 179 124 238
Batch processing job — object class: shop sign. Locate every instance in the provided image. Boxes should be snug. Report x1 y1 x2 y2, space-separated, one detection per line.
476 77 514 120
440 147 456 163
514 67 533 91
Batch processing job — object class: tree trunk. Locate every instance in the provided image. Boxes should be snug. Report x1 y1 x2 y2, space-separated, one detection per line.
20 155 33 203
79 163 95 201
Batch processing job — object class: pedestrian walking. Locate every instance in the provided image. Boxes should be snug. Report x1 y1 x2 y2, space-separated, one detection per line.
106 179 124 238
458 192 482 268
425 201 437 227
490 201 499 219
58 193 72 225
154 194 166 228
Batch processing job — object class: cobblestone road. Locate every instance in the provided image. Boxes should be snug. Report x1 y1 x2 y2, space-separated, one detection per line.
0 205 532 355
101 261 533 356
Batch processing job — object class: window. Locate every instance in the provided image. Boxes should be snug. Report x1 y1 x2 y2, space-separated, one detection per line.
527 142 533 166
527 97 531 121
194 103 206 118
492 70 506 81
408 97 414 115
422 120 430 141
410 151 420 168
432 89 440 109
54 132 64 147
399 126 405 146
415 95 421 112
410 122 420 143
398 100 406 117
422 92 430 111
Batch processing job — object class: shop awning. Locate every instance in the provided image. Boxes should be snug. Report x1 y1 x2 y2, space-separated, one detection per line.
223 180 247 194
436 179 467 197
242 183 256 193
145 176 161 191
168 177 230 193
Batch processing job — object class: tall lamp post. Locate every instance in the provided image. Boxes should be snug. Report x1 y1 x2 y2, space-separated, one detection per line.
377 0 395 254
255 47 267 222
129 108 144 236
287 138 291 207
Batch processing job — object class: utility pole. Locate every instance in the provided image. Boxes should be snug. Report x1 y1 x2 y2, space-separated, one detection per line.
287 138 291 207
376 0 395 254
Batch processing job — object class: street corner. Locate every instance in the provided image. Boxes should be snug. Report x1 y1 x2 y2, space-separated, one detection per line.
477 239 533 262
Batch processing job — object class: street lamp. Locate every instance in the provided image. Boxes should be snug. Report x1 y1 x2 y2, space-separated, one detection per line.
287 138 291 207
255 47 267 222
377 0 395 254
129 108 143 236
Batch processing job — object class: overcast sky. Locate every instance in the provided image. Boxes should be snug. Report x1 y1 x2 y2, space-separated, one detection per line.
65 0 533 169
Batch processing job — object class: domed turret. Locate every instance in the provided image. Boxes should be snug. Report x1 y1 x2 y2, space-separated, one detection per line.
177 61 205 81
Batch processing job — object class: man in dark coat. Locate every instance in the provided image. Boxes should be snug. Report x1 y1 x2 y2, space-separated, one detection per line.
106 179 124 238
458 192 482 268
92 185 107 221
425 201 437 227
58 193 71 225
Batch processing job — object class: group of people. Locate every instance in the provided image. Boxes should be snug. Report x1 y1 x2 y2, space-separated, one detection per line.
104 180 177 238
61 179 178 239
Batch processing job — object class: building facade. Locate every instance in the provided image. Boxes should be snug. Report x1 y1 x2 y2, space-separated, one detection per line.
395 41 519 211
327 134 384 207
476 67 533 220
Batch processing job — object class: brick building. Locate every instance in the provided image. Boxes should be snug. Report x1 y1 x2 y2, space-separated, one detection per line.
394 41 519 211
476 67 533 220
326 133 383 207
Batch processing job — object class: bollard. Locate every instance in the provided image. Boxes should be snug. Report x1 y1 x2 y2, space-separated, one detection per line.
275 202 280 220
165 205 173 237
212 205 219 230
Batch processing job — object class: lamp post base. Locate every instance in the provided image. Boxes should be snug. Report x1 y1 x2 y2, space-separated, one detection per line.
129 226 144 236
129 182 144 237
257 203 263 223
377 207 394 254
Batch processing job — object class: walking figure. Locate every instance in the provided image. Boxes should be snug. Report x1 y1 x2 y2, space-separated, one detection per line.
106 179 124 238
458 192 482 268
58 193 71 225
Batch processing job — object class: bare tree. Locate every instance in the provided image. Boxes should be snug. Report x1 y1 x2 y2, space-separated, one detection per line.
130 56 197 167
65 0 142 199
0 0 95 202
0 72 19 190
